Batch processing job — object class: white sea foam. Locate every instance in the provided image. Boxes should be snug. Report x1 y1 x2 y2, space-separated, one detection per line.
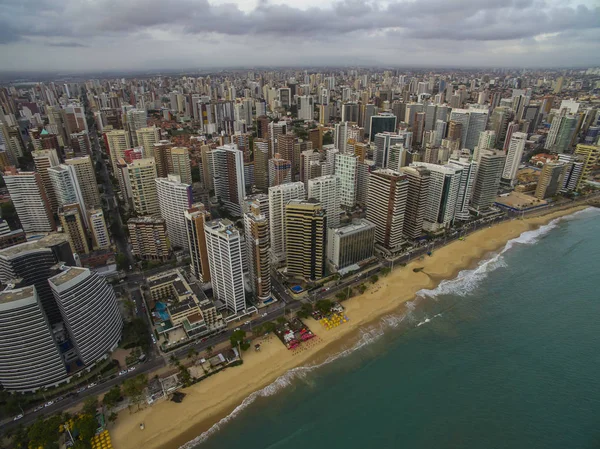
416 208 591 299
179 207 594 448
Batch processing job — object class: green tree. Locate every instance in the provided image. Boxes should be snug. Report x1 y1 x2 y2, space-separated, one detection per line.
0 201 17 220
262 321 277 333
205 345 214 356
122 374 148 411
191 166 201 183
76 414 98 445
28 415 64 449
230 329 250 351
108 412 118 424
381 267 391 276
115 253 127 270
323 131 333 145
370 274 379 284
315 299 333 315
103 386 122 409
81 396 98 416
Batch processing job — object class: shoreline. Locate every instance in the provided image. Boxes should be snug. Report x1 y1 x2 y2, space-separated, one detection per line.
111 205 591 449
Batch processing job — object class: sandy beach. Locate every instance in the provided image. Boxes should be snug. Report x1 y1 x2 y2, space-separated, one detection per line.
111 206 589 449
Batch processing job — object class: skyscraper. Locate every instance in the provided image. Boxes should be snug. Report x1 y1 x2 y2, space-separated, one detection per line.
285 199 326 281
334 153 359 208
253 138 270 191
502 132 527 184
574 144 599 190
269 154 292 187
474 130 496 162
135 126 160 159
184 203 211 283
156 175 193 250
268 182 305 264
535 162 567 199
326 219 376 271
366 169 408 251
297 95 314 120
369 114 397 141
308 175 341 229
208 144 246 216
126 108 147 146
88 209 110 250
0 286 66 391
401 166 430 240
58 204 90 255
32 149 60 213
471 150 505 212
334 122 349 154
105 129 131 171
65 155 101 211
300 149 322 188
4 168 56 233
49 267 122 365
447 158 478 221
411 162 462 231
204 219 246 315
448 108 489 150
244 204 271 305
128 217 170 261
124 158 160 216
170 147 192 185
153 140 174 178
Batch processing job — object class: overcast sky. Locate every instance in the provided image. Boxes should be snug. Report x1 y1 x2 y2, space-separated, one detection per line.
1 0 599 73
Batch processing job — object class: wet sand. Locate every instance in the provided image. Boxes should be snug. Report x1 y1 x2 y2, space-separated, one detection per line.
111 206 588 449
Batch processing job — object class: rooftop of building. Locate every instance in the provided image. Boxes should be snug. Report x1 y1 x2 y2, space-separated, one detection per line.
128 216 166 225
0 233 69 259
49 266 87 287
332 219 376 235
148 271 180 288
0 285 35 305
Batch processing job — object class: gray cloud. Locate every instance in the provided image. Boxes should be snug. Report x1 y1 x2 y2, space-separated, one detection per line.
0 0 598 70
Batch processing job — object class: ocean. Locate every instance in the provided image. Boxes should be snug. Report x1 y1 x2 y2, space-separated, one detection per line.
186 208 600 449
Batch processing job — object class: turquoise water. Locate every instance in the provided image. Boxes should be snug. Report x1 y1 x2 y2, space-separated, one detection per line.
187 208 600 449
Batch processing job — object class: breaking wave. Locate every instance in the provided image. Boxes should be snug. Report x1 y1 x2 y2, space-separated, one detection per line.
180 207 595 448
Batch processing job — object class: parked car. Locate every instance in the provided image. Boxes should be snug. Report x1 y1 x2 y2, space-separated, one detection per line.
128 367 136 372
76 387 86 393
44 401 54 407
13 414 23 421
34 405 44 412
262 313 268 317
87 382 97 388
118 370 127 376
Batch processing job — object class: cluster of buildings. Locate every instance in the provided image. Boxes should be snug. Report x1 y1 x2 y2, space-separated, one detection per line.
0 67 598 389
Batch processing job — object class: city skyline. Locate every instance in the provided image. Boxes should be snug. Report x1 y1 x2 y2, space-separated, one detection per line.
1 0 599 73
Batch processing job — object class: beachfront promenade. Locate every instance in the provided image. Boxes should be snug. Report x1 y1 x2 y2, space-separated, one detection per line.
2 194 598 434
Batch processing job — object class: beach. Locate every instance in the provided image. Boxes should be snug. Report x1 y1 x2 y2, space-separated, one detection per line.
111 206 589 449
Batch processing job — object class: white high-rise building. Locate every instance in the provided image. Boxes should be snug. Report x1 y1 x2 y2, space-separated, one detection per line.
334 153 358 208
447 158 478 220
208 144 246 216
204 219 246 315
411 162 462 231
308 175 341 229
106 129 131 171
268 182 305 263
322 146 339 176
126 109 147 146
474 130 496 162
297 95 314 121
502 132 527 184
156 175 193 250
448 109 489 150
88 209 110 250
123 158 160 217
48 164 88 227
4 168 56 233
64 156 101 212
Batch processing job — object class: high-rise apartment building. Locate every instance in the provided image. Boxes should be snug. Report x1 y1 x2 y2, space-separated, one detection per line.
208 144 246 216
124 158 160 216
574 144 599 190
128 217 170 261
48 164 86 217
285 199 326 281
244 204 271 305
471 150 505 211
65 155 101 211
474 130 496 162
48 267 122 365
204 219 246 315
170 147 192 185
366 169 408 251
185 203 211 283
447 158 478 220
156 175 193 250
557 154 584 192
0 286 66 392
126 109 147 146
300 149 322 188
254 138 269 191
0 234 74 325
105 129 131 171
153 140 174 178
88 209 110 250
502 132 527 184
269 154 292 187
335 154 358 208
411 162 462 231
277 133 298 180
32 149 60 213
136 126 160 159
308 175 341 229
369 114 397 141
297 95 314 121
448 109 489 150
4 168 56 233
334 122 349 154
268 182 305 264
58 204 90 255
326 219 376 271
401 166 430 239
535 162 567 199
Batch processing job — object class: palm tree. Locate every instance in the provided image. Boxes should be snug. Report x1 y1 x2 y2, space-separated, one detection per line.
169 355 179 367
205 345 214 357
